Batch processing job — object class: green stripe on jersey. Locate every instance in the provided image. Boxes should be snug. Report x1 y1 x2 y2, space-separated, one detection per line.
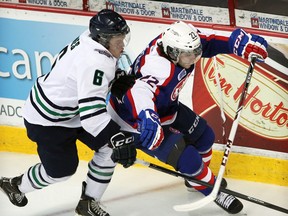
79 104 106 113
33 85 79 117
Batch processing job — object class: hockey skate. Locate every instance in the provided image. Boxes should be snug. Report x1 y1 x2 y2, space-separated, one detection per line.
184 178 228 192
0 175 28 207
215 191 243 214
75 182 110 216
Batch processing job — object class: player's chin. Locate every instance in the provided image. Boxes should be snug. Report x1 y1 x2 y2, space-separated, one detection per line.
178 61 193 69
112 52 121 59
183 64 193 69
115 50 124 59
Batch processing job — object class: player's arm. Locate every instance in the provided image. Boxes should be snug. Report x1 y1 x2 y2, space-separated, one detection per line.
198 29 231 57
122 63 171 150
198 28 268 62
77 63 113 137
90 119 136 168
130 78 164 151
77 61 137 167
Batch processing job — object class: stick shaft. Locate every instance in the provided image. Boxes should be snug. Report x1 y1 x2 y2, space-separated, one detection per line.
211 56 258 197
136 159 288 214
213 56 227 143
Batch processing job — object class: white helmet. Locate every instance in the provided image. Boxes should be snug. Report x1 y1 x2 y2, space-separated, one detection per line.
161 21 202 63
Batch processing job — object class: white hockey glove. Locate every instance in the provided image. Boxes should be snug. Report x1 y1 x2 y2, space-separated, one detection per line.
137 109 164 150
229 29 268 62
109 131 136 168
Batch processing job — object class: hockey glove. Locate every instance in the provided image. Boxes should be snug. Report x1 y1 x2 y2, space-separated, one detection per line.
229 29 268 62
110 131 137 168
111 69 136 100
137 109 164 151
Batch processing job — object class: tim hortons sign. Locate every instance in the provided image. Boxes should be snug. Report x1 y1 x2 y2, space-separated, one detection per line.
193 55 287 153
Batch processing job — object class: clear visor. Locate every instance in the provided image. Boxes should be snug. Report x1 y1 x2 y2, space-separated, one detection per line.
123 31 131 47
180 44 202 58
178 45 202 67
100 31 131 48
112 31 131 48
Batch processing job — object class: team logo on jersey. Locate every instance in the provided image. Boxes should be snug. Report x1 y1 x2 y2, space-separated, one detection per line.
171 76 189 101
94 49 113 58
178 69 187 80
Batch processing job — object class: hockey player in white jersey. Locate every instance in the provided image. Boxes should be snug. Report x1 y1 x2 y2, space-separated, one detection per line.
0 9 136 216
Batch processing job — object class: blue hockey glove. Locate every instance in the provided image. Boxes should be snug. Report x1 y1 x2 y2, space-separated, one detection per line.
229 29 268 62
137 109 164 150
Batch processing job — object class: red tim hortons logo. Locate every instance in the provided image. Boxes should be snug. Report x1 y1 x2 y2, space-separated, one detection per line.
193 55 287 153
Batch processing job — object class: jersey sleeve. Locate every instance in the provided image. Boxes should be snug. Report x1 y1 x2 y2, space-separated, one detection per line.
123 56 172 118
76 53 118 138
198 29 232 58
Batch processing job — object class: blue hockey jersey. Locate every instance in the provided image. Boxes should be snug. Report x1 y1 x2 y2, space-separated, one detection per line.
109 28 233 131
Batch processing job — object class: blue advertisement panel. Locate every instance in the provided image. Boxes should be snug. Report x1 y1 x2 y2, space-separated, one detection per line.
0 18 86 100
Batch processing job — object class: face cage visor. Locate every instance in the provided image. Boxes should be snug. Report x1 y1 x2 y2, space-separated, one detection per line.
98 28 131 49
167 44 202 65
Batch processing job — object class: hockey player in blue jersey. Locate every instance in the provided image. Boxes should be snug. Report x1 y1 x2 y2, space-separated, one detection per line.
108 21 268 214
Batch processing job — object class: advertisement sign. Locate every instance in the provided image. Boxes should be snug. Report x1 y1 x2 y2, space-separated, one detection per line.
89 0 229 24
1 1 288 34
0 9 148 126
0 7 287 154
0 0 82 9
236 10 288 34
193 55 287 153
0 16 87 126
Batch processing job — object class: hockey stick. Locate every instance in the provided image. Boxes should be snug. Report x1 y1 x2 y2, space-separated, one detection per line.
213 56 227 143
174 56 258 212
135 159 288 214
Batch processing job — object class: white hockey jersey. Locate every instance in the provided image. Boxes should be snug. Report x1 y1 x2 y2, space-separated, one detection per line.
23 30 118 137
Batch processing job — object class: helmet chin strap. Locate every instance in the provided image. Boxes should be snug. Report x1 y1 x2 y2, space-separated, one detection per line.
170 54 180 65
